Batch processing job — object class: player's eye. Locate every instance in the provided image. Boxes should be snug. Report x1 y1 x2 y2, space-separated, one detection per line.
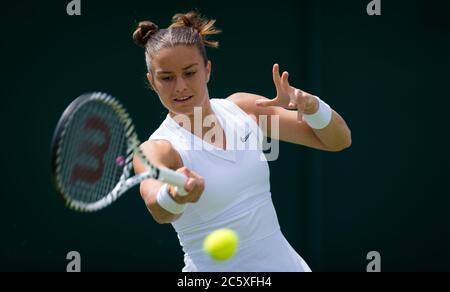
160 76 174 81
184 71 196 77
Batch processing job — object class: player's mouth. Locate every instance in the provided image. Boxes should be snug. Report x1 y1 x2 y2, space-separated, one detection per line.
174 95 193 103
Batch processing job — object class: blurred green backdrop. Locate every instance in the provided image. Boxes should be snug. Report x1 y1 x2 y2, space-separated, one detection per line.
1 0 449 271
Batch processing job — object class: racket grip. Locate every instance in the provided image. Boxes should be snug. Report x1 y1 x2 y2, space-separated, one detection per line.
158 167 189 196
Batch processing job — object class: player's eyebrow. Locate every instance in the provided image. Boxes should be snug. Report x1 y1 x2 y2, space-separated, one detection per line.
157 63 199 74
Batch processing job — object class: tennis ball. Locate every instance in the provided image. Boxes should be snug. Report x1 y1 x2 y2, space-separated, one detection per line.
203 228 239 261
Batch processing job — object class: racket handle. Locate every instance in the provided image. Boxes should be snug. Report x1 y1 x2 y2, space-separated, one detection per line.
158 167 189 196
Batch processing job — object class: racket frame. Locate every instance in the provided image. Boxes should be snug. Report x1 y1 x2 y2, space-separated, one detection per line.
51 92 187 212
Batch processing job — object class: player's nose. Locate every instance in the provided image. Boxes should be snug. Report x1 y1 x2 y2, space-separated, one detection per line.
174 77 188 93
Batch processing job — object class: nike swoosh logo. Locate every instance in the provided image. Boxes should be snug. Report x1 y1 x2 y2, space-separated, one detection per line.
240 131 252 142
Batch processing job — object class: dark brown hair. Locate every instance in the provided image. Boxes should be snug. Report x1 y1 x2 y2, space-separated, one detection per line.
133 11 221 72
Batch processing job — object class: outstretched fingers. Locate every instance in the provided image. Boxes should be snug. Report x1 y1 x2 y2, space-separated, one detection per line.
272 63 282 94
255 64 282 107
294 89 305 121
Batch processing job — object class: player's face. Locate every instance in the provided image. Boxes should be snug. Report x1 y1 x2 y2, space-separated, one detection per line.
148 45 211 115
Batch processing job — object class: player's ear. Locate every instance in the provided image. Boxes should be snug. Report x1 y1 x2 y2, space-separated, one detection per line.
206 60 211 83
147 72 156 92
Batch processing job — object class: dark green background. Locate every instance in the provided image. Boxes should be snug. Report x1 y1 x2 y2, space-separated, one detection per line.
1 0 449 271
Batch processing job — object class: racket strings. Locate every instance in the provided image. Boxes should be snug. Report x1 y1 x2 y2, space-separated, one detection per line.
104 103 127 201
88 100 126 203
58 98 128 205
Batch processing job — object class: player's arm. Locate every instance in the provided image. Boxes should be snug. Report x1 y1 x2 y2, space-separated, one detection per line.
133 140 204 224
229 92 351 151
228 65 351 152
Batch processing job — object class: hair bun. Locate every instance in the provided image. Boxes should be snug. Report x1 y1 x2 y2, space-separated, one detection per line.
171 11 221 48
133 21 159 48
172 11 199 29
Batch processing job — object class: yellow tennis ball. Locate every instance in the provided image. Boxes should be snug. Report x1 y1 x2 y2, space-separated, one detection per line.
203 228 239 261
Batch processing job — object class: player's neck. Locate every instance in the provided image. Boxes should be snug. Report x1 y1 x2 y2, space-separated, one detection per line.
169 99 227 150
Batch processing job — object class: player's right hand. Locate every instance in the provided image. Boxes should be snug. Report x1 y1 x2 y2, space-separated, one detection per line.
168 167 205 204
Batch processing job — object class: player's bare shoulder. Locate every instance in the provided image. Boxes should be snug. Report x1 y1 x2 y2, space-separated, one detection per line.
226 92 268 120
226 92 256 114
227 92 251 110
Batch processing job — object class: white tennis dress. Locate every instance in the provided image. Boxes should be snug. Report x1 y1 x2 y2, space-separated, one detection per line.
149 98 311 272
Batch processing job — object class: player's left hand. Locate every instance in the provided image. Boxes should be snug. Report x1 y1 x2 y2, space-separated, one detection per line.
255 63 319 121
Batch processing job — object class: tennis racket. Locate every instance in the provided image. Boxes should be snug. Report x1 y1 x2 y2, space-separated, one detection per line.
50 92 188 212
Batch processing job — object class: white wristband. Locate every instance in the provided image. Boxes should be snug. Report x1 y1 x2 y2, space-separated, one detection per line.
156 184 186 215
303 96 332 129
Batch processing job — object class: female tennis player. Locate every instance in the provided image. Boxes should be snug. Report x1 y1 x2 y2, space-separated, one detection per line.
132 12 351 272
